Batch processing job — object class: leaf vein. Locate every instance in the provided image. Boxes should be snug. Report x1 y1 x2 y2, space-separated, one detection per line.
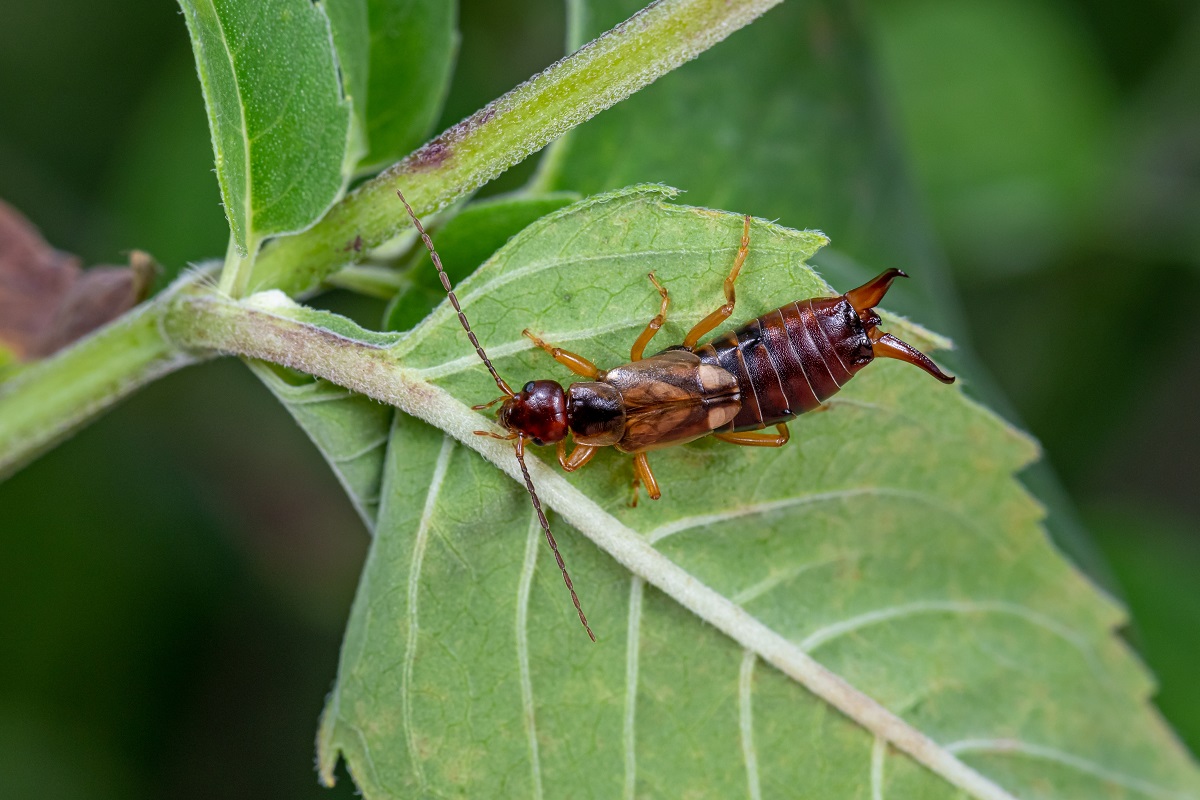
401 436 456 790
799 600 1102 678
398 244 815 358
516 512 545 800
871 735 887 800
945 739 1197 800
330 432 391 464
731 555 855 606
205 0 252 248
645 487 984 545
739 650 762 800
623 577 644 800
412 319 637 381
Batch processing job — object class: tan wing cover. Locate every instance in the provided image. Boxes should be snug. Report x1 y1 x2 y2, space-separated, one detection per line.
602 350 741 453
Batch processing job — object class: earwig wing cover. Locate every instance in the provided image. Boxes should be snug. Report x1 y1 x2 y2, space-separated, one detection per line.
617 399 738 453
313 186 1200 800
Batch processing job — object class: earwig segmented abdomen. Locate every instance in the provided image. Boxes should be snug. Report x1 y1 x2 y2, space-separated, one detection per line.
694 296 876 432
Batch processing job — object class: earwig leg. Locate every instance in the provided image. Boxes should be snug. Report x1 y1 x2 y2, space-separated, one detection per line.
630 272 670 361
557 440 600 472
475 430 517 440
631 453 662 506
472 395 507 411
682 215 751 350
713 423 790 448
522 329 601 379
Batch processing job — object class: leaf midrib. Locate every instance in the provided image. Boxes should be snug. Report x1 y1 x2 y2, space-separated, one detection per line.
205 0 254 251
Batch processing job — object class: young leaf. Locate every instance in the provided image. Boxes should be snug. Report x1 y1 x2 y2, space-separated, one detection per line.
321 0 456 174
309 187 1200 799
178 0 352 254
244 0 788 298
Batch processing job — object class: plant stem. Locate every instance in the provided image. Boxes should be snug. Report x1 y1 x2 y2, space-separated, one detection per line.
525 0 591 195
247 0 785 297
0 286 202 480
164 289 421 412
218 234 259 297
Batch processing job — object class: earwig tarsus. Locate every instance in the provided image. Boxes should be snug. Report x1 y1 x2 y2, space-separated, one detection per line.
397 190 955 641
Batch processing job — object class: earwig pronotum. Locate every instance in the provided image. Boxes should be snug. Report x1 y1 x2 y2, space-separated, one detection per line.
398 190 955 641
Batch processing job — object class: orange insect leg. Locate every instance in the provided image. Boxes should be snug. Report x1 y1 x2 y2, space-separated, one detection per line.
557 440 600 472
630 272 670 362
682 214 751 350
630 453 662 507
522 329 600 379
713 423 790 448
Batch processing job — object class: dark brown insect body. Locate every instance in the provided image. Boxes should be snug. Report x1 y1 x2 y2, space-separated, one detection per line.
495 217 954 504
398 192 953 641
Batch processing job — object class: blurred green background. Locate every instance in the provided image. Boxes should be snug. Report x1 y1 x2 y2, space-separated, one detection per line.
0 0 1196 796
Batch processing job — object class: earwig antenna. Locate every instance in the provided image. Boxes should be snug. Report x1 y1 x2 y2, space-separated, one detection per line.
397 189 512 398
515 436 595 642
398 187 595 642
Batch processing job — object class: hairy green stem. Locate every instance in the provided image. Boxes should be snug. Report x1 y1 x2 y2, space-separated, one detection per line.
0 283 204 479
219 234 260 297
247 0 784 297
164 290 424 413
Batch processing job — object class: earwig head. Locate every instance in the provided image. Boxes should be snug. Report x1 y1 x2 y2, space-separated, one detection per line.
844 269 956 385
497 380 569 446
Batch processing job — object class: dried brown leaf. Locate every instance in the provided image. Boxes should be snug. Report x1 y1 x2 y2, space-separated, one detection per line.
0 199 155 360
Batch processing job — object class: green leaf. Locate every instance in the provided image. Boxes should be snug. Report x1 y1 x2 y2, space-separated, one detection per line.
322 0 370 170
312 187 1200 799
322 0 456 174
178 0 352 254
241 292 406 532
248 361 393 529
383 192 579 332
234 279 409 535
358 0 458 172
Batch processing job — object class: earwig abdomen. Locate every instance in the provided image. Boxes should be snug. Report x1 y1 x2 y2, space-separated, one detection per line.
695 296 875 432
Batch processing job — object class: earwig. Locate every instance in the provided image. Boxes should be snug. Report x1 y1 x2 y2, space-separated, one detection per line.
398 191 955 641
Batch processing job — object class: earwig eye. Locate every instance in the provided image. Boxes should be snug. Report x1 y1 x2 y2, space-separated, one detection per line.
532 437 545 447
523 381 536 393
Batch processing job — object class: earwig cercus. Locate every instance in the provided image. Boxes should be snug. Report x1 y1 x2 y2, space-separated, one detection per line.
397 189 954 641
